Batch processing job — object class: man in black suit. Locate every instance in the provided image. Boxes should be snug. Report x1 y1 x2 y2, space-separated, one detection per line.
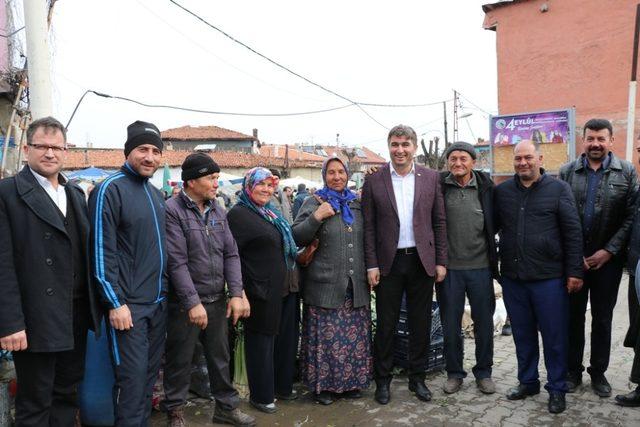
0 117 101 425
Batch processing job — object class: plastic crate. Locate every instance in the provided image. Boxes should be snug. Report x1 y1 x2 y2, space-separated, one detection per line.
392 300 445 373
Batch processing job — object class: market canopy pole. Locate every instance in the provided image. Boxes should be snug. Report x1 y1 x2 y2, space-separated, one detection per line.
24 0 53 119
626 3 640 161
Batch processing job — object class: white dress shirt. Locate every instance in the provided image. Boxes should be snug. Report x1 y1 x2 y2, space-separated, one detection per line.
30 168 67 217
390 162 416 249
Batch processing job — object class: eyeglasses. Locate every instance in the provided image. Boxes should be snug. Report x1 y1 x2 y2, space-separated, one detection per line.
27 143 67 153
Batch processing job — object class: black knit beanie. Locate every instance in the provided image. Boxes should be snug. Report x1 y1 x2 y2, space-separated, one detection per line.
445 141 477 160
181 152 220 181
124 121 163 157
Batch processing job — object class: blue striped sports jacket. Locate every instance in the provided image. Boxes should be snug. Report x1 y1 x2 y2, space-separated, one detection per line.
89 163 168 309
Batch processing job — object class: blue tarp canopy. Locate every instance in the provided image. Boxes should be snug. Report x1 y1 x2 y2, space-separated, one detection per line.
67 167 111 181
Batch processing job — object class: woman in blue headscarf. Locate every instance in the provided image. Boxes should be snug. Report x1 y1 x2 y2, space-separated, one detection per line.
292 156 372 405
227 167 298 414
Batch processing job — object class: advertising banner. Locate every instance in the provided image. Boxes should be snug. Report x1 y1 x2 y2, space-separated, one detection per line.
490 110 570 146
489 108 575 176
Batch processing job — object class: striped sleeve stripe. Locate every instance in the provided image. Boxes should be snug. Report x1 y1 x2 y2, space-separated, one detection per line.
93 173 125 308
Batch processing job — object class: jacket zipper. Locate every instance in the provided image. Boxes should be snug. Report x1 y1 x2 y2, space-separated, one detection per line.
143 182 164 303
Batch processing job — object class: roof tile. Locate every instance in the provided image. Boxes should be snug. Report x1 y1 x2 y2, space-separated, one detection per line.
161 125 256 141
63 149 316 170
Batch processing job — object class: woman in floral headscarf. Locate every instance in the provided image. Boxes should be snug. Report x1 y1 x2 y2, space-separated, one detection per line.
292 156 372 405
227 167 298 414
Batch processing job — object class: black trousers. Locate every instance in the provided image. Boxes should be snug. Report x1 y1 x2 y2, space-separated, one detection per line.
436 268 495 380
625 275 640 384
568 258 623 377
626 275 639 346
374 252 433 383
108 302 167 427
13 300 89 427
161 299 239 412
244 292 297 404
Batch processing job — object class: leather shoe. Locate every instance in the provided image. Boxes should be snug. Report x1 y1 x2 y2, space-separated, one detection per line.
501 323 512 336
548 392 566 414
615 386 640 407
442 378 463 394
374 382 390 405
476 378 496 394
408 380 432 402
566 372 582 393
590 374 612 397
506 383 540 400
314 391 334 405
249 400 277 414
275 390 298 401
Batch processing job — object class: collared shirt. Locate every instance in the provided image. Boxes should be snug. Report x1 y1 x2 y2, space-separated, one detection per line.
582 153 611 236
390 162 416 249
444 171 478 189
30 167 67 217
182 189 211 219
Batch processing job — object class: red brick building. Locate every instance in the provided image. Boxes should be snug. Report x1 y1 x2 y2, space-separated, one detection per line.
483 0 640 163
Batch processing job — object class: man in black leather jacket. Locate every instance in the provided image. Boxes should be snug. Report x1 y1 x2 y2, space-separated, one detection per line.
559 118 639 397
616 133 640 407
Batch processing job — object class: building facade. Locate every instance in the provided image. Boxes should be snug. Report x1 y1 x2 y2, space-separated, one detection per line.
483 0 640 163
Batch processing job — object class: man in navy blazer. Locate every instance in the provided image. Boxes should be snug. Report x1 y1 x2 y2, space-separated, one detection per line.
362 124 447 404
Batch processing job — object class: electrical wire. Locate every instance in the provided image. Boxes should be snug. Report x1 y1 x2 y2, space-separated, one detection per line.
151 1 451 111
134 0 329 104
168 0 389 129
359 99 449 108
456 91 494 116
0 25 24 38
64 89 355 130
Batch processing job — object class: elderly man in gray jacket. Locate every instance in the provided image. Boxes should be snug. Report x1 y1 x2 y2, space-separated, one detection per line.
162 153 254 427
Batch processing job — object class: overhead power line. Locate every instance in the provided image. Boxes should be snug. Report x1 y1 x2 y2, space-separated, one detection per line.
455 90 494 116
0 25 24 38
134 0 329 104
359 99 448 108
64 90 355 130
168 0 389 129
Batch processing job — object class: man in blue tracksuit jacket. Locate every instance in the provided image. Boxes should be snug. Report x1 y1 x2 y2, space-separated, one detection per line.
89 120 168 426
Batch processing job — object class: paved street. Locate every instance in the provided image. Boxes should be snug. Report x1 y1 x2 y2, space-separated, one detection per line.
152 277 640 426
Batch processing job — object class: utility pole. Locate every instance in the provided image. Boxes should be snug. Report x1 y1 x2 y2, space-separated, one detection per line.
626 3 640 162
283 144 290 178
24 0 53 119
443 101 449 147
453 90 459 142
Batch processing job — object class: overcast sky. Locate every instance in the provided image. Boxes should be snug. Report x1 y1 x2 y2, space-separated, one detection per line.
42 0 497 158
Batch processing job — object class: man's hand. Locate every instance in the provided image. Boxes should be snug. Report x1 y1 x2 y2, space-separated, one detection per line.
365 166 379 176
566 277 584 293
313 202 336 222
109 305 133 331
0 330 27 352
226 297 249 326
367 268 380 290
583 257 591 271
435 265 447 283
584 249 612 270
188 303 208 330
241 291 251 315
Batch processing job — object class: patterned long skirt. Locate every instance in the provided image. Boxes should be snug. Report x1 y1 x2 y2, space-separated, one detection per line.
300 288 373 393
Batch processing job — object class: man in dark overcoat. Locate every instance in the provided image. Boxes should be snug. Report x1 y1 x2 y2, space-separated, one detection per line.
0 116 101 425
